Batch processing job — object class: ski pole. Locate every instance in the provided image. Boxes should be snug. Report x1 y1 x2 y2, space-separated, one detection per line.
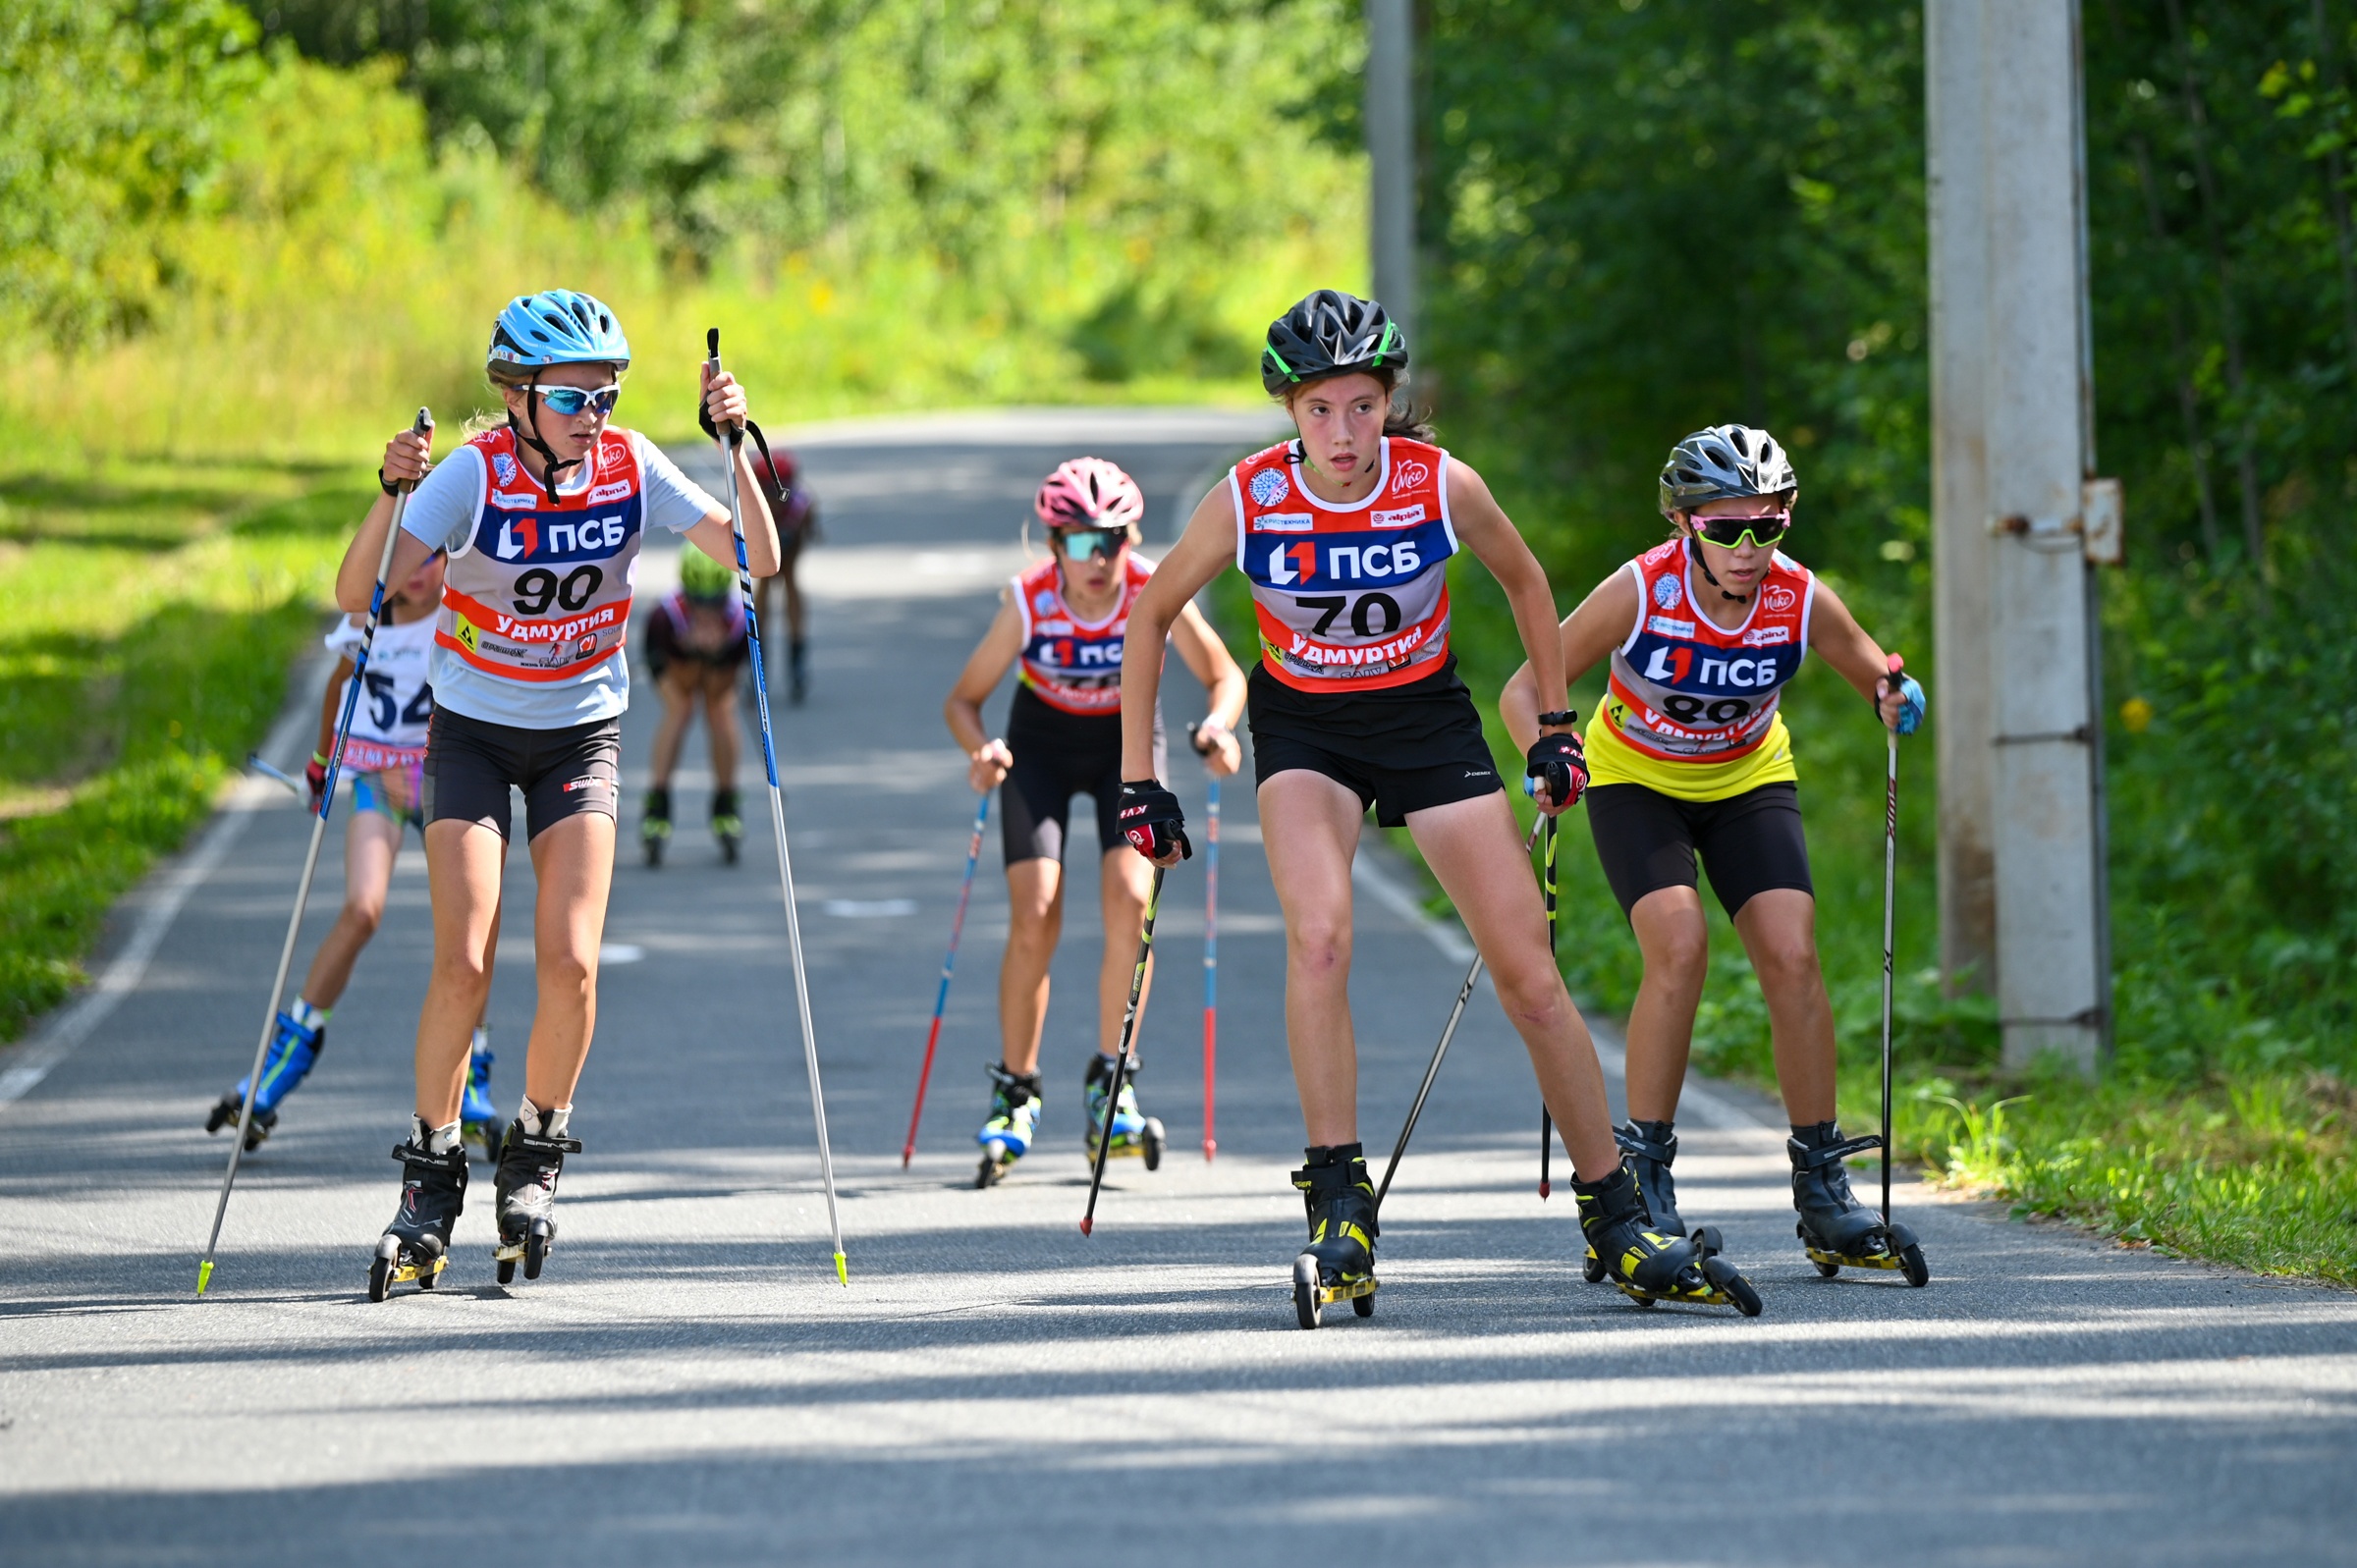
197 407 432 1297
1880 655 1901 1223
710 328 848 1285
244 753 303 798
1079 863 1165 1236
1201 772 1220 1162
1374 817 1544 1212
901 788 991 1166
1539 812 1558 1200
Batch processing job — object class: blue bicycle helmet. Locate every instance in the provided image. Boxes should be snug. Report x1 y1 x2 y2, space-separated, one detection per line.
488 290 631 373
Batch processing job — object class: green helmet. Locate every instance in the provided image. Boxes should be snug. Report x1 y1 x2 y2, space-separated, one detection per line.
679 549 736 602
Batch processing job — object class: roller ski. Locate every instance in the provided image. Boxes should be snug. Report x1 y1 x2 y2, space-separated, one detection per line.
369 1119 466 1301
1790 1121 1929 1286
640 785 672 867
1291 1144 1378 1328
974 1062 1043 1187
1582 1118 1682 1282
492 1109 581 1284
1082 1052 1165 1169
712 787 742 865
460 1028 502 1164
204 1005 325 1152
1574 1162 1762 1316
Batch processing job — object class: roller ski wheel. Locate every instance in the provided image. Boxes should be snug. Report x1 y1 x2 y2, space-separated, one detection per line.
493 1118 580 1286
1290 1146 1379 1330
1082 1054 1157 1167
974 1063 1041 1188
370 1127 466 1302
205 1095 276 1153
1575 1165 1764 1317
1790 1123 1931 1288
1581 1244 1607 1284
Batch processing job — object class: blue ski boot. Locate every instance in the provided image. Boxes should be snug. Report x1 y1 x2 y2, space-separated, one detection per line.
461 1028 502 1164
205 1004 326 1151
1082 1053 1166 1169
975 1062 1043 1187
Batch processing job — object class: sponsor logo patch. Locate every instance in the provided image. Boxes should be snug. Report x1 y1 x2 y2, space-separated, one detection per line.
1740 624 1793 647
588 481 631 505
1247 467 1291 507
1761 583 1799 613
1252 512 1314 532
1370 506 1425 529
1390 459 1431 493
1641 540 1681 568
1033 589 1059 614
1652 573 1684 611
1647 615 1696 638
491 451 520 485
491 490 541 511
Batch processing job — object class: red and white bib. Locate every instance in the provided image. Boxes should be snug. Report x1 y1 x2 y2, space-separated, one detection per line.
1232 436 1457 691
1602 537 1815 765
437 426 643 683
1013 552 1154 716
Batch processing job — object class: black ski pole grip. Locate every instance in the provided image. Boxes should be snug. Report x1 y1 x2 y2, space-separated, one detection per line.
413 406 433 437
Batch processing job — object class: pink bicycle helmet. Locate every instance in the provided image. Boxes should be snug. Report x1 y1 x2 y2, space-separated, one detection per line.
1034 457 1146 537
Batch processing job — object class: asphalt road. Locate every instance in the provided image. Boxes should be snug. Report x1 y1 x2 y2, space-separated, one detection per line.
2 408 2353 1567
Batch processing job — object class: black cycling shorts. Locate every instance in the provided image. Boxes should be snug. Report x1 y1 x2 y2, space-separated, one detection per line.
423 707 621 842
1246 657 1503 828
1001 685 1166 866
1583 780 1813 920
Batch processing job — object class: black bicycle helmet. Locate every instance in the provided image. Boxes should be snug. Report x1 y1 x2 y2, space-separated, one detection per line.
1657 424 1798 515
1261 289 1408 395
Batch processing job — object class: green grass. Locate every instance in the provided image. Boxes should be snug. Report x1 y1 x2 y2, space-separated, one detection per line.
1213 552 2356 1286
0 460 366 1041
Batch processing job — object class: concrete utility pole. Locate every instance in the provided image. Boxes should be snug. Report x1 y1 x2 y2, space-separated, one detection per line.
1925 0 2114 1073
1365 0 1417 346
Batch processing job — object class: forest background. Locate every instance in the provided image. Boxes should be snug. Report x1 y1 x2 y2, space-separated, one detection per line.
2 0 2350 1281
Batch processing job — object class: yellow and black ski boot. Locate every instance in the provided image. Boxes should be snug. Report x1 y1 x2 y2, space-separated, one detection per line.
1574 1162 1762 1316
640 786 673 867
1789 1121 1929 1286
1583 1117 1684 1282
1291 1143 1378 1328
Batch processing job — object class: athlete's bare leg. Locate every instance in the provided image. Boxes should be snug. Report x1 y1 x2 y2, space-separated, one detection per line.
1621 886 1710 1123
415 820 504 1124
698 664 740 790
999 856 1065 1074
1258 770 1363 1146
1404 791 1619 1179
1095 844 1155 1057
513 812 615 1111
1730 888 1836 1124
649 664 701 787
299 807 405 1006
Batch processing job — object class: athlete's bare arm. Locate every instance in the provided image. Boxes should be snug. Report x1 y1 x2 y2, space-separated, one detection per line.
1806 577 1912 728
336 428 440 614
1169 600 1245 778
1499 569 1641 751
315 654 356 761
1444 460 1579 810
1121 484 1239 782
945 594 1024 791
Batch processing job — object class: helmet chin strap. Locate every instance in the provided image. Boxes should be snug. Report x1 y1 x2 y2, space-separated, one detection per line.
1688 528 1753 603
508 370 586 496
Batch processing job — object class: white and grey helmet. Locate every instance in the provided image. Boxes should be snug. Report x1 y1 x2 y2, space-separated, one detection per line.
1657 424 1797 515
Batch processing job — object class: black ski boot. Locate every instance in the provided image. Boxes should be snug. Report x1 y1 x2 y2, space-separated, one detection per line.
1583 1117 1684 1282
369 1119 466 1301
641 785 673 867
1290 1143 1378 1328
788 638 808 705
1789 1121 1929 1286
1574 1162 1761 1316
494 1112 582 1284
712 787 742 865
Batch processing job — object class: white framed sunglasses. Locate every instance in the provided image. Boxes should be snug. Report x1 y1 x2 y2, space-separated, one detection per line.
529 383 621 416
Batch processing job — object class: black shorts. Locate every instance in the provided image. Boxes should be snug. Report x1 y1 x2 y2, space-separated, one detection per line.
1583 780 1813 920
1246 656 1503 828
423 708 622 842
643 607 748 677
1001 686 1166 866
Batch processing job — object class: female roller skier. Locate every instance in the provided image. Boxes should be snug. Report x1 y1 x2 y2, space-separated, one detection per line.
1118 290 1760 1325
943 458 1245 1188
205 547 504 1162
343 290 778 1296
749 444 818 704
1499 424 1928 1281
639 548 750 866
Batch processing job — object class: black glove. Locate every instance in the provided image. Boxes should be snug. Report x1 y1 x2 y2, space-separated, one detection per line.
1118 780 1191 862
1524 730 1589 809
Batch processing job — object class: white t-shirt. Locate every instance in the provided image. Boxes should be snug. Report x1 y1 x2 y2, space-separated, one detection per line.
325 613 436 766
